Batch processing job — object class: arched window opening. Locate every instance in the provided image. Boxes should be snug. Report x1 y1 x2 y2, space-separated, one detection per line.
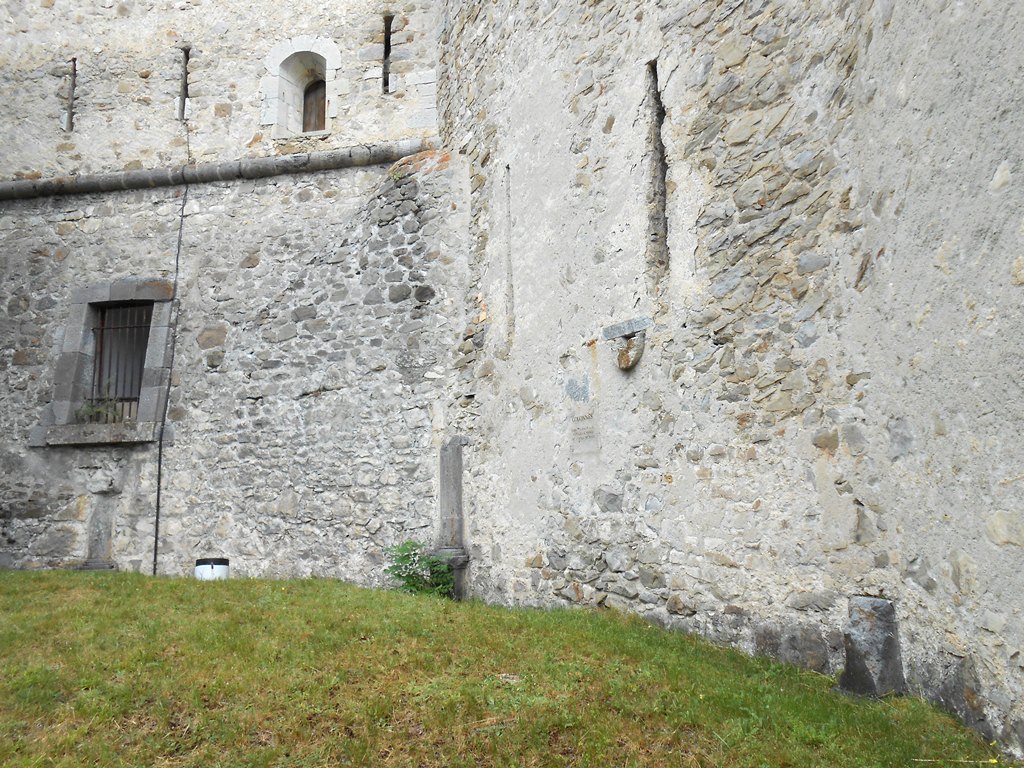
303 79 326 132
261 37 341 139
277 51 327 136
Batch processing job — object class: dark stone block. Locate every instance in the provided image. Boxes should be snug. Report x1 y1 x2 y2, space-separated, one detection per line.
934 657 997 742
755 622 830 673
388 284 411 302
753 624 782 656
779 625 830 673
839 596 907 697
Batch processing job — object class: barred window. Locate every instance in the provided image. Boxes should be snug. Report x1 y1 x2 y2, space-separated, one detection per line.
85 303 154 423
30 278 175 447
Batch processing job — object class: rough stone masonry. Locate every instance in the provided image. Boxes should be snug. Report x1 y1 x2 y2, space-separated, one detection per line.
0 0 1022 756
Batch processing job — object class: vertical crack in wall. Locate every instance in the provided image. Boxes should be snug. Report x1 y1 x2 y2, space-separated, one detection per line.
645 59 669 296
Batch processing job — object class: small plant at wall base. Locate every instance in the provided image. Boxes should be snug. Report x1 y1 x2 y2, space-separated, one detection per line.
385 540 454 597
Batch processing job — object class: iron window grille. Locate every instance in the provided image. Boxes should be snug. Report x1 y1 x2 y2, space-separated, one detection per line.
84 303 154 423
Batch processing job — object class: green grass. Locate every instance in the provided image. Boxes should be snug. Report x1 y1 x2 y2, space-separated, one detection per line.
0 571 1005 767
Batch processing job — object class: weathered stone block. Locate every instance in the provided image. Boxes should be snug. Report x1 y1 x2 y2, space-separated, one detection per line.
388 284 411 302
196 325 228 349
839 597 906 697
604 545 633 573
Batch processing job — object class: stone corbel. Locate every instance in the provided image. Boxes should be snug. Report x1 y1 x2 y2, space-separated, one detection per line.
602 317 652 371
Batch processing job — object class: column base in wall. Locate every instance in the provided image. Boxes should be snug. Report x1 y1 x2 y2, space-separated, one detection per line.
431 546 470 600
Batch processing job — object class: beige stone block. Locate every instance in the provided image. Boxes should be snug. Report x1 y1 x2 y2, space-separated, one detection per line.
986 511 1024 546
724 112 761 145
718 38 749 68
1011 255 1024 286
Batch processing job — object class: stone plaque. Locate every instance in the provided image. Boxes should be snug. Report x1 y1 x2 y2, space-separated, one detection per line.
570 405 600 455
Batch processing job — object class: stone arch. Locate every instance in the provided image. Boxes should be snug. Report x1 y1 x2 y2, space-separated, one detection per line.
260 36 342 138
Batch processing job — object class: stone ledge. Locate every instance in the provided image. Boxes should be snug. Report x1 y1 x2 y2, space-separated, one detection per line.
0 137 438 201
40 422 160 447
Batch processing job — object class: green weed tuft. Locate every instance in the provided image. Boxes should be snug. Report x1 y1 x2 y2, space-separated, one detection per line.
384 540 455 597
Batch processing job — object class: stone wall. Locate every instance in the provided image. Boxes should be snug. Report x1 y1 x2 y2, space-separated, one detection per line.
0 150 469 581
438 0 1024 754
2 0 1023 756
1 0 438 178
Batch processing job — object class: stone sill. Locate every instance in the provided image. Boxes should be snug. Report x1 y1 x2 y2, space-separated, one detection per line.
36 421 160 447
273 130 332 141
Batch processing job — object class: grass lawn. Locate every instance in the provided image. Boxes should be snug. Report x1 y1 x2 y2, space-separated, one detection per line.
0 570 1005 767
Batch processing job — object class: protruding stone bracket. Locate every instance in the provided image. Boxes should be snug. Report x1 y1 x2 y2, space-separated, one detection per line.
838 595 907 697
602 317 652 371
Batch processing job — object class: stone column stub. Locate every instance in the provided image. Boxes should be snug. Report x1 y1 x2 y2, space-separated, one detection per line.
438 434 468 548
435 435 469 599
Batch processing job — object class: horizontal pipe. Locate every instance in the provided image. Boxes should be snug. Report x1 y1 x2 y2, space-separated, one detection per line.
0 136 437 202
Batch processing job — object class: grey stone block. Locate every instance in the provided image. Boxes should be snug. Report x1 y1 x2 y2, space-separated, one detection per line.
52 353 84 400
44 421 159 446
108 280 138 302
839 596 907 697
601 316 652 340
138 386 167 422
150 301 174 327
754 623 832 673
140 368 166 390
935 657 998 742
61 305 91 352
132 278 174 301
439 436 467 549
388 284 411 302
28 425 48 447
51 400 74 424
143 326 172 366
72 284 110 304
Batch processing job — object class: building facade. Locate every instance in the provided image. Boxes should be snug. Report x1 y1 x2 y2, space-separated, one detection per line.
1 0 1022 754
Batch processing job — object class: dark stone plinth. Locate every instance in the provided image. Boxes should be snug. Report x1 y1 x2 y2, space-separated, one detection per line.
839 596 907 697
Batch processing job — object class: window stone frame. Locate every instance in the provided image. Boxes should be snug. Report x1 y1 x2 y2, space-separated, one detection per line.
260 36 342 139
29 277 175 447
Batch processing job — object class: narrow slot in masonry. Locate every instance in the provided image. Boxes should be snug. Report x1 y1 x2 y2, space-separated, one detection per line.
645 60 669 294
382 15 394 94
63 57 77 132
177 46 190 121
